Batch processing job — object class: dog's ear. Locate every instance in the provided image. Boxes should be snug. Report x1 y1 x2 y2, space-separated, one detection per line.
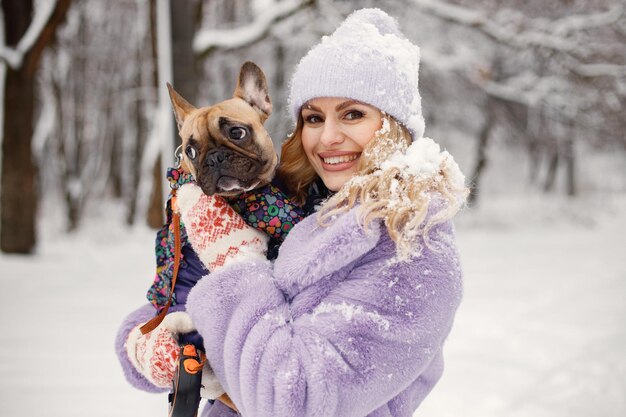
233 61 272 123
167 83 196 131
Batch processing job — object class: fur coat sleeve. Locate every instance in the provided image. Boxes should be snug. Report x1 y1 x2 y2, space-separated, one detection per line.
186 206 463 417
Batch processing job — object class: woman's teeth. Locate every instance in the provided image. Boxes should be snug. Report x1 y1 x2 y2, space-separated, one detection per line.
322 154 359 165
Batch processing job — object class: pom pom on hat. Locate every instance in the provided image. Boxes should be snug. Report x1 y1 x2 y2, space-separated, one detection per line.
289 8 425 139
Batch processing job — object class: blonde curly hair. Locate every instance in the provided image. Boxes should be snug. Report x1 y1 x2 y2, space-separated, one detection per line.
319 114 468 260
277 114 468 260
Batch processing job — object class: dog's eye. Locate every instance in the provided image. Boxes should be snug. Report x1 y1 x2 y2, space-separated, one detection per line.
185 145 197 160
229 127 247 141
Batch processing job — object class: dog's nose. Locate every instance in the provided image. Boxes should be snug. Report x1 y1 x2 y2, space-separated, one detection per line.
206 151 226 167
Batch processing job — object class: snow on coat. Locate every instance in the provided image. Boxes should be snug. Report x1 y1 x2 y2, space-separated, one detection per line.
185 203 463 417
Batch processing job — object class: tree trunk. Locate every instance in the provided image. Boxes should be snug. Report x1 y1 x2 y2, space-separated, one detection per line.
146 0 164 228
147 155 164 228
1 63 37 252
50 70 76 232
1 0 72 253
543 147 559 192
564 138 576 196
145 0 199 229
127 43 145 226
170 0 198 108
468 108 494 205
527 139 541 185
2 0 37 253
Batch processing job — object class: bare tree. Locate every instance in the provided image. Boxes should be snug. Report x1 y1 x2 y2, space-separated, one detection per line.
0 0 71 253
36 0 155 231
414 0 626 198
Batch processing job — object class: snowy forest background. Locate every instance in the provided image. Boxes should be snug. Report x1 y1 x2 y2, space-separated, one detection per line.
1 1 625 416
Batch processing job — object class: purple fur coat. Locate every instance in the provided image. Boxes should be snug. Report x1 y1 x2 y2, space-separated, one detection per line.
116 206 463 417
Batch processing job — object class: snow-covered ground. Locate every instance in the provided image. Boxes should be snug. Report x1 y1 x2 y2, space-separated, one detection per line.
417 194 626 417
1 193 625 417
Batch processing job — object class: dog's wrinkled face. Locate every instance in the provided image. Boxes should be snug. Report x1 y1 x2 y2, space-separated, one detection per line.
168 62 277 197
177 99 277 196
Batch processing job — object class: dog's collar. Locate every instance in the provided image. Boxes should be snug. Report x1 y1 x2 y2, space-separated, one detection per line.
167 167 195 190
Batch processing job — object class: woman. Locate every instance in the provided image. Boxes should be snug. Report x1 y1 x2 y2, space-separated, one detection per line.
117 8 467 417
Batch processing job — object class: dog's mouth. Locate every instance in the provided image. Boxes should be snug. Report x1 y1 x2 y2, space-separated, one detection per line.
216 176 260 193
197 172 260 196
197 166 264 196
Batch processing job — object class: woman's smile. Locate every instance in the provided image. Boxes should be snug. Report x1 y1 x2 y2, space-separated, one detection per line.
318 151 361 171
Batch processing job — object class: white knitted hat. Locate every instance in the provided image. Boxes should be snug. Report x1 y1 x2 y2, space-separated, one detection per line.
289 8 425 139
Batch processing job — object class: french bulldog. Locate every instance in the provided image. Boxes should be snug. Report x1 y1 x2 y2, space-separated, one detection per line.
167 61 277 196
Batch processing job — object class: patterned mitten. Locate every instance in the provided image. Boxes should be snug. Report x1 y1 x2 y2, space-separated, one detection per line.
125 312 195 388
177 183 269 272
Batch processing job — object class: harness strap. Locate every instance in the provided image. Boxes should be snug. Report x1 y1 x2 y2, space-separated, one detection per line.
140 190 182 335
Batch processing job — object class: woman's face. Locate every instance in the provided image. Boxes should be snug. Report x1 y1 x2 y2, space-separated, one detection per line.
301 97 382 191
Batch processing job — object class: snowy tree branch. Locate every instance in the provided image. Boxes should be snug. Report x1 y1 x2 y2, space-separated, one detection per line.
415 0 626 125
193 0 312 54
412 0 624 55
0 0 60 70
551 4 623 35
0 47 21 69
480 79 548 108
572 62 626 78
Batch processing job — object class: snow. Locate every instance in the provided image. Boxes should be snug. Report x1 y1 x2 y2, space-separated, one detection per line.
193 0 308 53
380 137 465 191
411 0 582 53
416 194 626 417
312 301 391 331
1 194 625 417
0 202 164 417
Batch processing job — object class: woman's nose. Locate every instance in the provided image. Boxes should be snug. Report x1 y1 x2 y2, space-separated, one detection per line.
319 118 345 146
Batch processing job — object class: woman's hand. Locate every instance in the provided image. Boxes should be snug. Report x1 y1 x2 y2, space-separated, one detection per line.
125 311 195 388
177 183 268 272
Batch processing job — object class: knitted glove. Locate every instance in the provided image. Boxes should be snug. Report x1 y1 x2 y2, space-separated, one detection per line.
125 312 195 388
177 183 269 272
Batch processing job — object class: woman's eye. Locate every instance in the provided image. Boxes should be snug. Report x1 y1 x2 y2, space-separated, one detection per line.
304 114 323 124
345 110 364 120
185 145 197 160
229 127 247 140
